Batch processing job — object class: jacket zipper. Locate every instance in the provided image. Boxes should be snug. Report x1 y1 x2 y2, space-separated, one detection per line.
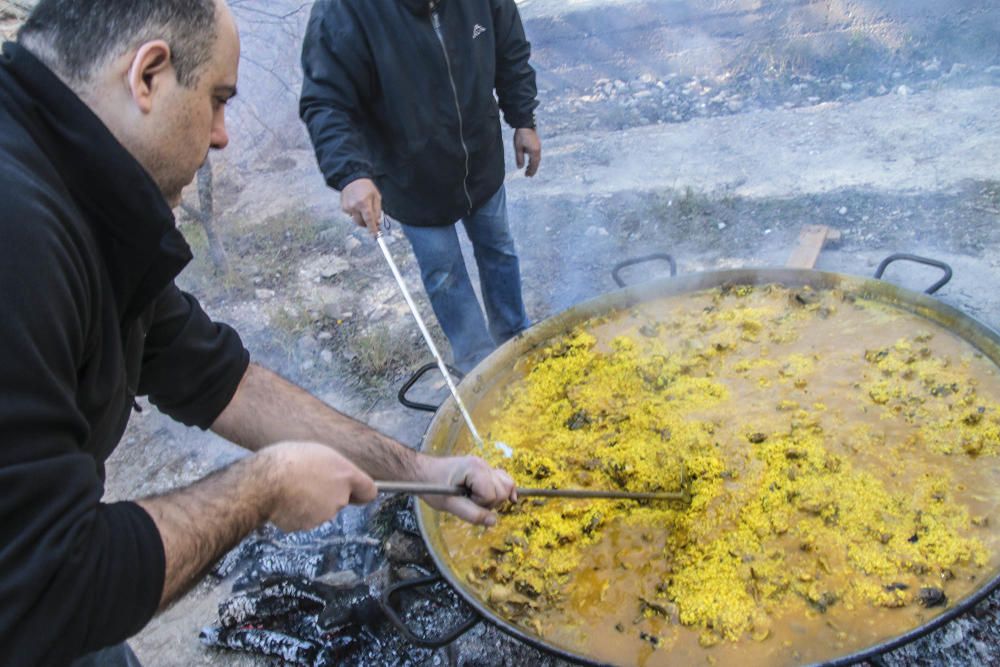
431 11 473 213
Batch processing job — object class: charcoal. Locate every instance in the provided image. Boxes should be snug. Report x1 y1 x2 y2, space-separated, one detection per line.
317 584 382 630
313 635 361 667
233 549 327 591
219 578 330 626
212 538 276 579
276 518 345 546
200 626 320 665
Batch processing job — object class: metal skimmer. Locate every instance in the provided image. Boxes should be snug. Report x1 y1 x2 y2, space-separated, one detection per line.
375 226 513 458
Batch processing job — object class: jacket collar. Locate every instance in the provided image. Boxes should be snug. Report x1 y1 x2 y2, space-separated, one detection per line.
0 41 192 322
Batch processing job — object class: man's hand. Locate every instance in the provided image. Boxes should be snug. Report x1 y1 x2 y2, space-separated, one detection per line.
340 178 382 235
513 128 541 177
418 455 517 526
138 439 378 609
262 441 378 532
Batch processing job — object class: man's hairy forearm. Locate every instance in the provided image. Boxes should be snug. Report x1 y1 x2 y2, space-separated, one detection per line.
211 363 421 481
137 453 274 609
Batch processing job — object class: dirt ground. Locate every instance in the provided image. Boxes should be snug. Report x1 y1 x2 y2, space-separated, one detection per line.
5 0 993 664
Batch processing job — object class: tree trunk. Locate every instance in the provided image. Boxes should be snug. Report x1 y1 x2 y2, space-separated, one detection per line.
190 157 229 274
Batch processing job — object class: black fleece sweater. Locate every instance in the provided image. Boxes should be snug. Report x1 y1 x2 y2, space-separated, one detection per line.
0 42 249 665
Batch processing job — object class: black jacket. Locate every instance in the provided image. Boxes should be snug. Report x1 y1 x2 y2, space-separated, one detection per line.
0 43 249 665
300 0 538 227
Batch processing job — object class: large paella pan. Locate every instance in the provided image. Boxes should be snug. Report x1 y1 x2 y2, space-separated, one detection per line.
392 257 1000 666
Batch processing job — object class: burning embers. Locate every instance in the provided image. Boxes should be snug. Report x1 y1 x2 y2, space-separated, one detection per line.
200 577 374 665
200 497 480 666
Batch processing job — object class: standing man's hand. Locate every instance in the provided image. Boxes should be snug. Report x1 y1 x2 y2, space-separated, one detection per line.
513 128 542 177
418 455 517 526
341 178 382 236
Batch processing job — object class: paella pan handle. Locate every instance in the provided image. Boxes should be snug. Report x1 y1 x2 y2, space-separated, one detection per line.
398 362 466 412
380 574 480 647
873 253 953 295
612 253 678 288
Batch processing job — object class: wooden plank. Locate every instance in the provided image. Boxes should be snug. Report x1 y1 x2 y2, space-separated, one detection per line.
785 224 840 269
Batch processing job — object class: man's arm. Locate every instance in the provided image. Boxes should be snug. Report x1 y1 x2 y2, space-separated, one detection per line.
490 0 539 131
491 0 542 176
137 440 376 609
300 2 375 192
211 364 515 524
299 3 384 233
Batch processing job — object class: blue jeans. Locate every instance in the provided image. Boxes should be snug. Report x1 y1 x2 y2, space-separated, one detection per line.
400 186 529 372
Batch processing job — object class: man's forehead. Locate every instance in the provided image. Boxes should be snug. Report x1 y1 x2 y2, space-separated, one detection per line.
208 4 240 87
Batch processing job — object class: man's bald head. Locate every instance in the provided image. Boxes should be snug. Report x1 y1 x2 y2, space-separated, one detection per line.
18 0 220 89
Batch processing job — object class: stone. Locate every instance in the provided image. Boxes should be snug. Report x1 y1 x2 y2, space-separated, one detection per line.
345 236 363 254
319 256 350 278
322 302 354 320
255 288 275 300
297 335 318 353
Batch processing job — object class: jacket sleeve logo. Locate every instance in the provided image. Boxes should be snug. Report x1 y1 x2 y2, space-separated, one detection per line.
472 24 487 39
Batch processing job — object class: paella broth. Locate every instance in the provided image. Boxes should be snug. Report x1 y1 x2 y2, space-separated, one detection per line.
437 285 1000 666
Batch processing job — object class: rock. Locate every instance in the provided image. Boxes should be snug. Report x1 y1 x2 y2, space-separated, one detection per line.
838 207 848 216
345 236 363 254
315 569 362 589
297 335 318 353
300 359 315 372
319 256 350 279
322 303 354 320
255 288 275 300
318 332 333 341
896 85 912 96
320 349 334 365
717 222 726 230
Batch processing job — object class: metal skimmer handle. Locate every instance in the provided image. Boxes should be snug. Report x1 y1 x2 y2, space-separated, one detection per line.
375 230 496 454
376 466 691 503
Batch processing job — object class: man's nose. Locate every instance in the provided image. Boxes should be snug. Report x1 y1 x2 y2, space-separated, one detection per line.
211 111 229 150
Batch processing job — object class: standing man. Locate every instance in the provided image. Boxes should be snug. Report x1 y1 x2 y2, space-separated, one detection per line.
300 0 542 372
0 1 515 665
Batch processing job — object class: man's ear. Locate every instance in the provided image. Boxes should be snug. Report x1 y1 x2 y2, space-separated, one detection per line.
127 40 174 114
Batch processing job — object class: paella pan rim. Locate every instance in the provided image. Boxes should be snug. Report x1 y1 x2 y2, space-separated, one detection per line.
415 267 1000 667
